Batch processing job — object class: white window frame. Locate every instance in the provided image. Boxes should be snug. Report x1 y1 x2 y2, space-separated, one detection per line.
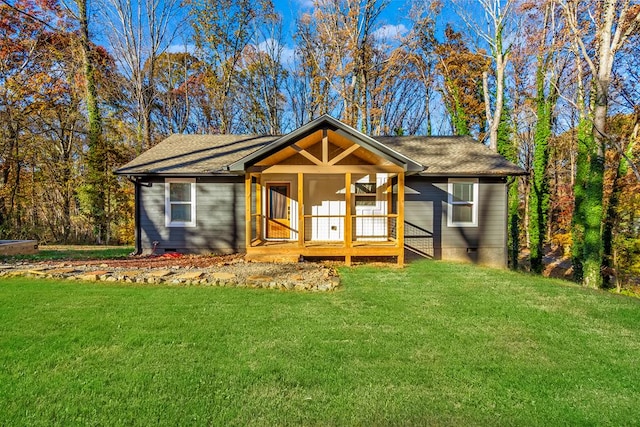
447 179 478 227
165 178 196 227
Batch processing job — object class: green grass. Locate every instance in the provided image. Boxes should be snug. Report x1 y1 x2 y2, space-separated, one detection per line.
1 260 639 426
5 245 133 262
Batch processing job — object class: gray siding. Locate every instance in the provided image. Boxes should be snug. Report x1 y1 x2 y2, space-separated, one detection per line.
136 175 509 266
139 176 245 254
404 177 507 267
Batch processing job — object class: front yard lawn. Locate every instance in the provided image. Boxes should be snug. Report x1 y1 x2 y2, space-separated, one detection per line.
1 260 638 425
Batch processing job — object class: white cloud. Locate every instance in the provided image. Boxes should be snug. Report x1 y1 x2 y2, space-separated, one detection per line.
165 43 197 54
257 38 297 65
295 0 315 7
280 46 297 65
373 24 408 41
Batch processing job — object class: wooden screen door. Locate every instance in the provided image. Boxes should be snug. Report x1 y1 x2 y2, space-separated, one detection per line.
266 183 291 239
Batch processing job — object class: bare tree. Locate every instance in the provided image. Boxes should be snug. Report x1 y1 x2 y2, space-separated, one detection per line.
455 0 514 151
405 0 441 136
187 0 274 134
237 15 287 135
154 51 202 134
293 0 388 131
292 10 339 123
100 0 182 150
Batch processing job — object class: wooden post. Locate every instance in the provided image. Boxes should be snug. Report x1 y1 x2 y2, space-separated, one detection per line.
322 128 329 164
245 173 252 251
298 172 304 248
397 172 405 266
255 175 262 241
345 172 352 266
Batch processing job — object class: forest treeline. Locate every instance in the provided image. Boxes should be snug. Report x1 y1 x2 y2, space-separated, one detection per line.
1 0 639 289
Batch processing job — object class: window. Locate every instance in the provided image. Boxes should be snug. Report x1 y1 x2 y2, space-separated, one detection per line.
165 178 196 227
354 182 377 207
448 179 478 227
354 182 376 194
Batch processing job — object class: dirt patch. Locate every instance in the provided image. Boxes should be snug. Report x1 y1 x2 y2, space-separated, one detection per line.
68 253 245 269
519 247 574 280
543 255 574 280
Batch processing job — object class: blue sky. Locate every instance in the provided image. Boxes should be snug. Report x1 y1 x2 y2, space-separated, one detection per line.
161 0 468 67
262 0 414 63
273 0 416 34
94 0 481 59
259 0 464 65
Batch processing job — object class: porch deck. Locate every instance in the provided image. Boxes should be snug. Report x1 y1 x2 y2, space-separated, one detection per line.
246 238 400 264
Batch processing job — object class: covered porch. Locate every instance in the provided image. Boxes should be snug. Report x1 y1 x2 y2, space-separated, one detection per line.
238 120 411 265
244 170 405 266
229 117 421 266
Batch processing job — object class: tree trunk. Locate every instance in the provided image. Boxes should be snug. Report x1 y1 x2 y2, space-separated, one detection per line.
529 59 557 273
508 179 519 269
482 31 506 153
571 118 594 284
602 149 625 287
78 0 106 244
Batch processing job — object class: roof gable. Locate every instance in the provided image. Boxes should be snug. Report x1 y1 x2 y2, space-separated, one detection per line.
227 115 424 173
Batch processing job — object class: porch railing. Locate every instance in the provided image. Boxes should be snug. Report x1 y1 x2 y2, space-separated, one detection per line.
250 213 399 246
303 214 398 245
351 214 397 243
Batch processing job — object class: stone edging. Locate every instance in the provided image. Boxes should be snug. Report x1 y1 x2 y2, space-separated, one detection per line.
0 263 341 292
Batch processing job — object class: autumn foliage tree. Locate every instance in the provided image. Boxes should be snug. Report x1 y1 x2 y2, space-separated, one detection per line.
562 0 640 288
435 25 489 138
0 0 72 238
0 0 134 244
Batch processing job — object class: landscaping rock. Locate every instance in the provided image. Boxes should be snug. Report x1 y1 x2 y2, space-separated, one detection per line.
175 271 204 281
148 270 173 278
119 270 142 278
47 268 78 275
0 254 341 292
212 272 236 280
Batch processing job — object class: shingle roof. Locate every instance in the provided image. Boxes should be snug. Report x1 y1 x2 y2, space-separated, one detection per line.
374 135 525 176
115 133 525 176
115 134 278 175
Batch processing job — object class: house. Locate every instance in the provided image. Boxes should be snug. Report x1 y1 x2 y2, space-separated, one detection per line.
115 115 525 267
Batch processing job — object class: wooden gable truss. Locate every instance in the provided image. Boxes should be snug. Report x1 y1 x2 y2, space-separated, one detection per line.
239 117 418 266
